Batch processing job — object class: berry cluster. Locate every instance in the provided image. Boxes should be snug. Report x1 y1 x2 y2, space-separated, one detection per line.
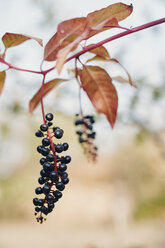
74 114 98 161
33 113 71 223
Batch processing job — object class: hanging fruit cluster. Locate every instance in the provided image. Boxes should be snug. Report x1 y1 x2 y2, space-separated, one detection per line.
33 113 71 223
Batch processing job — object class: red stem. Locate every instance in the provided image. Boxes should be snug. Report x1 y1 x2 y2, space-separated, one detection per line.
41 75 46 123
0 58 42 74
40 75 57 171
66 18 165 63
0 18 164 76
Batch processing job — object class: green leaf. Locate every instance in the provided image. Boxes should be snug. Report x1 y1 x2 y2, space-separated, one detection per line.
2 33 43 49
29 78 68 113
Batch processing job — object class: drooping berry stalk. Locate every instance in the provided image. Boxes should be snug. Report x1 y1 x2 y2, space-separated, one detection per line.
74 113 97 162
74 59 98 161
34 113 71 223
40 75 46 124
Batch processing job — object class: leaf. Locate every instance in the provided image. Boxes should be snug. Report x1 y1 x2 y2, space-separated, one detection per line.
0 71 6 94
112 76 131 84
56 29 89 74
86 3 133 38
29 78 67 113
44 18 87 61
2 32 43 49
87 18 119 39
110 58 135 87
67 67 81 77
86 55 109 63
80 65 118 127
87 44 110 60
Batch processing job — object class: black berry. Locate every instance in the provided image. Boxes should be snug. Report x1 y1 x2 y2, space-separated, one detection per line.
35 207 41 212
43 184 51 194
62 172 68 178
76 130 83 135
48 122 53 127
40 124 48 132
48 203 55 210
50 171 59 182
45 113 54 121
75 119 84 125
35 130 44 137
63 142 69 151
86 123 93 130
62 177 69 184
37 145 43 153
55 144 64 153
46 154 54 162
41 147 50 156
35 187 43 195
56 182 65 191
38 177 45 185
40 169 48 177
54 128 63 139
33 198 39 206
53 190 62 199
64 155 71 164
46 194 54 202
58 163 67 172
40 157 47 165
43 162 54 172
42 138 50 146
41 206 49 214
87 132 96 139
38 199 44 206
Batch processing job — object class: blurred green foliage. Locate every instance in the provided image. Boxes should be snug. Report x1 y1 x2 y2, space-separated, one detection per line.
133 187 165 220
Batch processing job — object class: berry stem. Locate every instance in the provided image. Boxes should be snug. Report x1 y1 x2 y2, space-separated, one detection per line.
41 75 46 124
47 129 57 172
75 58 83 117
40 75 58 171
75 59 95 151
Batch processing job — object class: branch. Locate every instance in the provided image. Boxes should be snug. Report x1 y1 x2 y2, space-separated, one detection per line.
0 18 164 76
66 18 165 63
0 57 42 75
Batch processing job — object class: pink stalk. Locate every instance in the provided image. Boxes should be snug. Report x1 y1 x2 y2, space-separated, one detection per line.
0 18 164 76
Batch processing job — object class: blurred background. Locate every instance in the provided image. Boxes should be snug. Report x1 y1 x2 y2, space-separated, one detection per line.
0 0 165 247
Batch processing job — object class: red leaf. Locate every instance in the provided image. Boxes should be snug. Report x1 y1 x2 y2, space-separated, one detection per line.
87 18 119 39
44 18 87 61
87 44 111 60
2 33 43 48
0 71 6 94
56 29 89 74
29 78 67 113
110 58 135 87
86 3 133 38
80 65 118 127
